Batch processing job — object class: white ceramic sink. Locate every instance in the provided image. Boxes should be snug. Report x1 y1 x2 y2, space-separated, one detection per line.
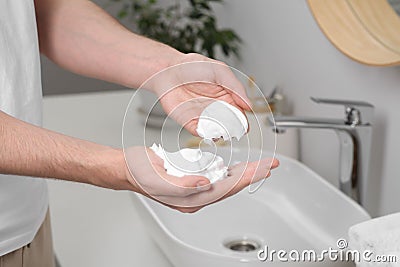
131 148 370 266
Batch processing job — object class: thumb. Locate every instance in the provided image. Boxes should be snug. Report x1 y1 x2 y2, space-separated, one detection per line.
167 174 212 197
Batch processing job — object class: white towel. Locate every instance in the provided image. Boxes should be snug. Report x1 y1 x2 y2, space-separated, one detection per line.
349 212 400 267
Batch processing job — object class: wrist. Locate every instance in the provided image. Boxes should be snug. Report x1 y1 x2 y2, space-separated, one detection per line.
89 147 137 191
123 36 185 90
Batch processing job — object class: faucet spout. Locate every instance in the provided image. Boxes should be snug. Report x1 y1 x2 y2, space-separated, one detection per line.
268 98 373 206
271 116 350 131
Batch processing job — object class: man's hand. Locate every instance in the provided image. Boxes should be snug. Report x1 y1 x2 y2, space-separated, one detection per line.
125 146 212 199
124 147 279 213
153 54 251 135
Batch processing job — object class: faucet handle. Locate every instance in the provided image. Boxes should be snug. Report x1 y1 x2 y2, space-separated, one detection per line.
310 97 374 126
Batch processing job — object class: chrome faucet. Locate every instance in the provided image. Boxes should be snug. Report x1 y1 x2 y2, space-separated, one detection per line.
268 97 373 205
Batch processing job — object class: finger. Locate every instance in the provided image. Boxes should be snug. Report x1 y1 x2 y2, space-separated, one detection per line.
145 159 213 196
225 158 275 196
125 147 211 197
270 158 280 169
231 91 252 111
246 114 250 134
193 158 278 202
164 174 212 197
158 158 272 207
151 158 279 208
183 120 199 137
155 173 242 207
213 63 252 111
139 171 211 198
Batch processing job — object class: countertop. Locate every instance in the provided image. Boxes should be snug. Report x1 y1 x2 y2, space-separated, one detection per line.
43 91 173 267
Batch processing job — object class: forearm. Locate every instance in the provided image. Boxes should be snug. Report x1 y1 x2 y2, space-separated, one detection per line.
0 111 131 190
34 0 183 89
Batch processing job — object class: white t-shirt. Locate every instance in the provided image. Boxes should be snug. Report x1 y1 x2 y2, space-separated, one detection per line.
0 0 49 256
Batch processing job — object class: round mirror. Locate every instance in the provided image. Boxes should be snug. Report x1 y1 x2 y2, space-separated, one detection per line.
308 0 400 66
346 0 400 55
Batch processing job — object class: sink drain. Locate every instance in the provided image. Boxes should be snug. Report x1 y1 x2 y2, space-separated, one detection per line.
224 239 261 252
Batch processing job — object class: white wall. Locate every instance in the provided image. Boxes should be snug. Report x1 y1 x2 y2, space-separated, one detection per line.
214 0 400 217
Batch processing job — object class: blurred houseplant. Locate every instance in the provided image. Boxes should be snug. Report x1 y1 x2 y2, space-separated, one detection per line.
109 0 241 59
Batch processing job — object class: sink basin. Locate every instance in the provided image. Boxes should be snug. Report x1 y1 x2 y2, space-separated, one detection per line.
130 148 370 266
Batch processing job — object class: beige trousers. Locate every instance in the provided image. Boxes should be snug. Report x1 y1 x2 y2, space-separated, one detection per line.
0 211 55 267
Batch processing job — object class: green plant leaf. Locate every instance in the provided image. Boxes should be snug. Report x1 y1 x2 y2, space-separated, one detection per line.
117 8 128 19
109 0 240 59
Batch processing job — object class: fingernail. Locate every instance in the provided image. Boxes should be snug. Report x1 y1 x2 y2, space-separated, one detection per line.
196 181 211 191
